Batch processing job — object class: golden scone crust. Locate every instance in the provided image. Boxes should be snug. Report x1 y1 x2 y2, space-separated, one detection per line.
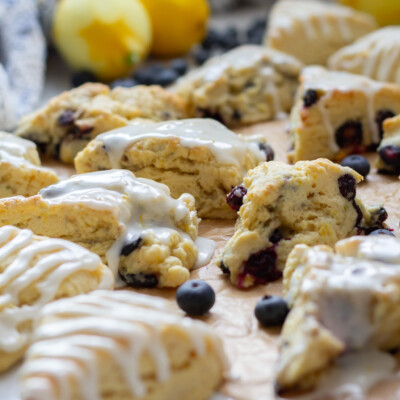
217 159 387 289
0 131 58 197
174 45 303 127
74 119 268 219
0 225 113 373
20 290 228 400
288 66 400 162
277 236 400 393
0 170 200 288
15 83 189 163
264 0 377 66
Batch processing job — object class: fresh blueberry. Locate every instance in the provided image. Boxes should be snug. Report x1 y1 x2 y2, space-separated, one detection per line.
176 280 216 316
119 272 158 288
246 18 267 44
375 110 395 139
379 145 400 169
258 143 275 161
226 185 247 211
154 69 179 87
338 174 357 201
335 121 362 148
219 27 240 50
302 89 319 108
170 58 188 76
193 47 211 65
133 67 154 85
341 155 370 178
202 28 222 50
368 229 395 236
110 78 139 89
255 295 289 327
71 71 97 87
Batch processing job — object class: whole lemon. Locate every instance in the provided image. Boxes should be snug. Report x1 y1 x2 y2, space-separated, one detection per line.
140 0 210 57
53 0 152 80
339 0 400 26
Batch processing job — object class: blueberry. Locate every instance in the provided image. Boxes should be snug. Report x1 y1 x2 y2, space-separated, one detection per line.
219 27 240 50
110 78 139 89
219 261 230 275
226 185 247 211
133 68 154 85
120 237 142 256
341 155 370 178
338 174 357 201
193 47 211 65
202 28 222 50
255 295 289 327
242 247 281 282
269 229 283 244
246 18 267 44
57 110 75 126
258 143 275 161
170 58 188 76
335 121 362 148
119 272 158 288
368 229 395 236
379 145 400 169
71 71 97 87
154 69 179 87
375 110 395 139
302 89 319 108
176 280 215 316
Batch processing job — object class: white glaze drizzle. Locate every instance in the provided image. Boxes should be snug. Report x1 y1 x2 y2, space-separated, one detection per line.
20 290 227 400
39 170 214 284
0 225 114 354
95 118 266 172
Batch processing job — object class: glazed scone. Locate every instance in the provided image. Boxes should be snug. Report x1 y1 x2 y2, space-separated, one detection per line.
329 27 400 85
15 83 189 163
0 169 211 288
173 45 303 127
0 131 58 197
75 119 270 219
288 66 400 163
0 225 114 373
376 114 400 174
217 159 387 289
276 236 400 393
264 0 377 66
20 290 227 400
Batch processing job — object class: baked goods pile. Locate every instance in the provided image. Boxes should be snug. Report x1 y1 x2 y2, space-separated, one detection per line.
1 0 400 399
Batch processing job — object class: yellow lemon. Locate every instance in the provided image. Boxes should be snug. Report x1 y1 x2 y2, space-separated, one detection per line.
339 0 400 26
53 0 152 80
140 0 210 57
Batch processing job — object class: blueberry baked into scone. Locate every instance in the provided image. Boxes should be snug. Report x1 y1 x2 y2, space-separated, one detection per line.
75 119 271 219
329 27 400 85
0 225 114 373
218 158 387 289
276 235 400 394
0 131 58 197
264 0 377 66
20 290 228 400
15 83 189 164
0 169 207 288
288 66 400 163
376 114 400 174
173 45 303 127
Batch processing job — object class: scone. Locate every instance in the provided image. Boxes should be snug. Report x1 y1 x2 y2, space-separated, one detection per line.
0 225 114 373
15 83 189 163
276 236 400 393
75 119 270 219
173 45 303 127
217 159 387 289
20 290 228 400
264 0 377 66
376 114 400 174
329 27 400 85
0 131 58 197
0 169 206 288
288 66 400 163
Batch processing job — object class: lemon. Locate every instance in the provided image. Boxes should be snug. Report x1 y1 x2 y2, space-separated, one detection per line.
339 0 400 26
53 0 152 80
140 0 210 57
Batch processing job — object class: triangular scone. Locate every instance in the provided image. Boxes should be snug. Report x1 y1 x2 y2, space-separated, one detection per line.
0 131 58 197
75 119 269 219
16 83 189 163
264 0 377 66
0 169 202 288
20 290 228 400
277 236 400 393
217 159 387 289
329 27 400 85
376 114 400 174
0 225 113 373
173 45 303 127
288 66 400 162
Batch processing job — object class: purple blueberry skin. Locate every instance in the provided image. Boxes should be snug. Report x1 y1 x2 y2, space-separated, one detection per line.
338 174 357 201
254 295 289 327
376 110 395 139
335 121 362 148
302 89 319 108
341 155 370 178
379 145 400 169
226 185 247 211
176 280 215 315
